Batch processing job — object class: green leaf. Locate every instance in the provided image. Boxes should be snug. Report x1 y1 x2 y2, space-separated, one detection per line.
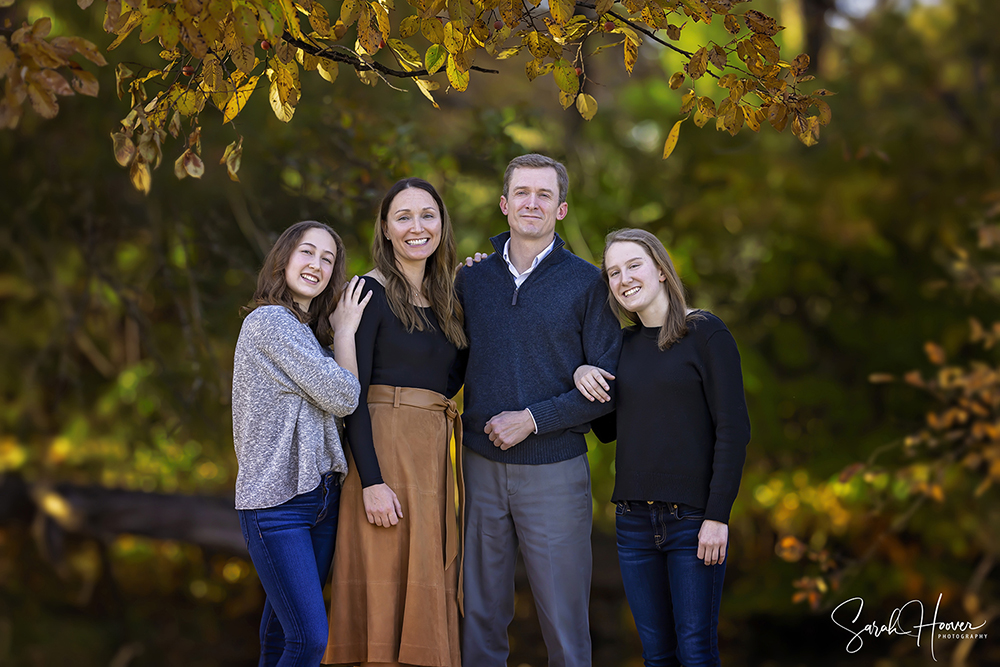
425 43 447 75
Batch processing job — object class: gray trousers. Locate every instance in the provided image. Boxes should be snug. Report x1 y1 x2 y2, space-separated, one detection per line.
461 448 593 667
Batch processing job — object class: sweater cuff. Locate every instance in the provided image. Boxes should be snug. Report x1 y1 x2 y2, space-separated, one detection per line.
525 408 539 434
526 400 561 435
704 493 734 524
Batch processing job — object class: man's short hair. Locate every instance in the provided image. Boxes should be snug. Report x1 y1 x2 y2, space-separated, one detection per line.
503 154 569 204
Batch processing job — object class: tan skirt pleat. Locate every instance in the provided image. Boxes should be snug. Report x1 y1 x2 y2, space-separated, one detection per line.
323 386 463 667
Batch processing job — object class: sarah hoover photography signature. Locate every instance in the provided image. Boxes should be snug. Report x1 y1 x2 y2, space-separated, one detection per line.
831 594 988 661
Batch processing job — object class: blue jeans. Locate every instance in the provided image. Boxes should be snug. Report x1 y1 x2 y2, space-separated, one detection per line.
238 472 341 667
615 501 726 667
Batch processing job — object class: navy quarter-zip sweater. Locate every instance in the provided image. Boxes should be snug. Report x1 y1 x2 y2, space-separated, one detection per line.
452 232 623 465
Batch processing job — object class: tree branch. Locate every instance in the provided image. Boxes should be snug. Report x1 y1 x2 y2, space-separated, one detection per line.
576 2 704 64
282 32 499 78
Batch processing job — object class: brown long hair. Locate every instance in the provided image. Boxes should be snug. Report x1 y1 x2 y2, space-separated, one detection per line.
372 178 467 349
248 220 346 347
601 228 703 350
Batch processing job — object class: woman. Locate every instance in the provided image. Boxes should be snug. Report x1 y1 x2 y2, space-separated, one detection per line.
324 178 467 667
574 228 750 667
233 220 371 667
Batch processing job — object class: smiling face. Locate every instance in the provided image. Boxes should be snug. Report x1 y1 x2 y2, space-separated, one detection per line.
283 227 337 312
383 186 443 270
604 241 670 324
499 166 568 243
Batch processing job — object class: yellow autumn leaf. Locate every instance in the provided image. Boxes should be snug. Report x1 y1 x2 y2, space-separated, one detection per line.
308 2 333 36
221 137 243 182
680 89 697 114
317 60 339 83
415 78 440 109
130 159 151 194
222 74 259 124
400 15 421 39
175 89 206 116
422 17 445 44
575 92 597 121
687 46 707 79
69 69 99 97
357 4 383 56
446 53 469 91
549 0 574 24
269 77 296 121
662 118 684 159
111 132 136 167
388 39 422 71
624 38 637 76
279 0 304 39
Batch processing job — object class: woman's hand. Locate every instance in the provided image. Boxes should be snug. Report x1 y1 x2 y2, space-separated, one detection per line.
573 364 615 403
456 251 490 272
697 519 728 565
329 276 372 337
362 483 403 527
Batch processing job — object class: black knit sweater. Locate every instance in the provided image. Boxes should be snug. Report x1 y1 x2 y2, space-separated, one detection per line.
593 312 751 523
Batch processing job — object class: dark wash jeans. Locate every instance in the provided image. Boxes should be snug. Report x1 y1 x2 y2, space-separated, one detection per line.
238 472 341 667
615 500 726 667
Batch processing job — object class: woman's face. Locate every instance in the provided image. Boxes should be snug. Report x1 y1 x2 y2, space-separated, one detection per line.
604 241 668 316
384 187 442 268
284 227 337 312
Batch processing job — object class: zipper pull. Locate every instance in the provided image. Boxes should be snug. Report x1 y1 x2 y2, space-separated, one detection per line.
511 287 518 306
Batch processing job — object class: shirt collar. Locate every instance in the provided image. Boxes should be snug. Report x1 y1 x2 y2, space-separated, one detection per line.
502 237 556 279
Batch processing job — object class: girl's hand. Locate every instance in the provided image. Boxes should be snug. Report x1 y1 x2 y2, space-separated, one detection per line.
362 483 403 527
573 364 615 403
329 276 372 336
697 519 729 565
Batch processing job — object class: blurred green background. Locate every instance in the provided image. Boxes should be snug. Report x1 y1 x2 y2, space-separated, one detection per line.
2 0 999 665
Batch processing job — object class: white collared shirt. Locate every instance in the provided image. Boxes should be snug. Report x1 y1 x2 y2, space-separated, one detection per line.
501 236 555 434
502 237 556 288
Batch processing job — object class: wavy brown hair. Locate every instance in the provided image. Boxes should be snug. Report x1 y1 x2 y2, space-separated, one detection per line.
601 228 703 350
372 178 467 349
248 220 346 347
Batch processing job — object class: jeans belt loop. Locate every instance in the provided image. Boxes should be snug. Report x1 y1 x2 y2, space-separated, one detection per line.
393 386 401 408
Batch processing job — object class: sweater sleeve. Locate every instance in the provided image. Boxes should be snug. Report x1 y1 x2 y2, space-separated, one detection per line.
254 308 360 418
446 269 468 399
590 410 617 444
343 291 385 488
701 327 751 524
526 278 623 435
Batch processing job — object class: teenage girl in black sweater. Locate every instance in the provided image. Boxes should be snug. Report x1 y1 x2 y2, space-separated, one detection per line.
574 228 750 667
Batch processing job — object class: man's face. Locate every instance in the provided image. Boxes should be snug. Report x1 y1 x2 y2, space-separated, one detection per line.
500 167 568 242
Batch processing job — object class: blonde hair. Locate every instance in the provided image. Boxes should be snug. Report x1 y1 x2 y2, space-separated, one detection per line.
601 228 703 350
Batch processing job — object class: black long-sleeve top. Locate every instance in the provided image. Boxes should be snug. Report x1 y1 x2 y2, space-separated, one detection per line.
345 279 460 488
593 312 750 523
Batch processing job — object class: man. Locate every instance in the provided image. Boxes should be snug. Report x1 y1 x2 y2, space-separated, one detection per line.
453 154 622 666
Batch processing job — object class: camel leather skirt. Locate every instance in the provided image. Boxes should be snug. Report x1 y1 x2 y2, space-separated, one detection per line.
323 385 464 667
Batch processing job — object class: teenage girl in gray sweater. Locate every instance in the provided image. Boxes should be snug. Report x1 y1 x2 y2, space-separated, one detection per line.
232 220 371 667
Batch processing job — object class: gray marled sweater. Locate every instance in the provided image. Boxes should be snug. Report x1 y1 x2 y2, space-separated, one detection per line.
232 305 360 510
